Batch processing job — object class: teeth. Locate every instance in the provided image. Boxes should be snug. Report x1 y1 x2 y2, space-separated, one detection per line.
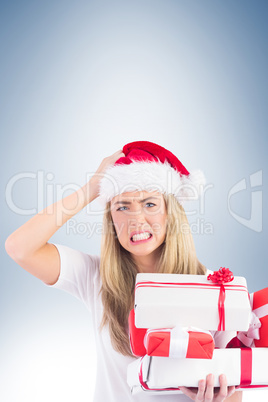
131 232 151 242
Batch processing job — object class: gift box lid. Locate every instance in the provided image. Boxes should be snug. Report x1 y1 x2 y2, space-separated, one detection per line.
135 272 248 286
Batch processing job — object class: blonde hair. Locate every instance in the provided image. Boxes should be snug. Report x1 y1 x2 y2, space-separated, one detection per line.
99 193 206 356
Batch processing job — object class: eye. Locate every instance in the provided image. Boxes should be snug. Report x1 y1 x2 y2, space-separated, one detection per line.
145 202 156 208
116 206 128 211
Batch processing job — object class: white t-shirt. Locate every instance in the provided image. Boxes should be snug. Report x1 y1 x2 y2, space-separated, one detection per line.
45 243 235 402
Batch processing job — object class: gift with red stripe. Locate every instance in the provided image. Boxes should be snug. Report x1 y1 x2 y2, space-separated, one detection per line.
128 309 147 356
128 308 215 358
144 326 215 359
127 348 268 393
134 270 251 331
231 287 268 348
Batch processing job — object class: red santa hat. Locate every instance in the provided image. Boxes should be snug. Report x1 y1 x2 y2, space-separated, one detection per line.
98 141 205 205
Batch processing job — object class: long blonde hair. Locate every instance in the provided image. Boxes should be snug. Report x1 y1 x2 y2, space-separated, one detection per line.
100 193 206 356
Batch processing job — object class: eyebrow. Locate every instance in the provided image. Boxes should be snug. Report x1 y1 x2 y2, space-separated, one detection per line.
113 196 159 206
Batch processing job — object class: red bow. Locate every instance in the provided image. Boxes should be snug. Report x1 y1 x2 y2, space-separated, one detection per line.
207 268 234 331
207 267 234 285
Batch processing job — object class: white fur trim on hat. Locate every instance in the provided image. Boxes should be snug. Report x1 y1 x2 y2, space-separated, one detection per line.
98 160 206 207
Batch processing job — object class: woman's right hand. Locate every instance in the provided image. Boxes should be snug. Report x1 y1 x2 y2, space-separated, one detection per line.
89 149 125 200
180 374 237 401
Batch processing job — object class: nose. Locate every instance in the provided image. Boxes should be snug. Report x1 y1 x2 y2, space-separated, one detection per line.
132 207 147 221
128 209 148 231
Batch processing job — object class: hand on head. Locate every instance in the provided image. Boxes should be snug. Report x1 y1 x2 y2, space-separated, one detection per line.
89 149 125 199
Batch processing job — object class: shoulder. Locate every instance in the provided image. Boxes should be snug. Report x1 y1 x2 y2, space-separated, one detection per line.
48 243 101 289
53 243 100 267
46 244 101 308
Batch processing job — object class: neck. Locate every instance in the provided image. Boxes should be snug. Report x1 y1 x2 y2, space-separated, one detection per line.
131 248 161 273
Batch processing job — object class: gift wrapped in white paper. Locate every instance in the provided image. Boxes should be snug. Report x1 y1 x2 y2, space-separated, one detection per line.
127 348 268 392
135 273 251 331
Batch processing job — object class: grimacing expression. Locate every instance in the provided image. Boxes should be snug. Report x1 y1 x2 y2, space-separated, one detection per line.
110 190 167 257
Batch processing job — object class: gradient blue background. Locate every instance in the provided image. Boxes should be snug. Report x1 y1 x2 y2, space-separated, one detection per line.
1 1 267 400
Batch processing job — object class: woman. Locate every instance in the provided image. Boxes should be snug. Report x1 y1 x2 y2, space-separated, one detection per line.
5 141 242 401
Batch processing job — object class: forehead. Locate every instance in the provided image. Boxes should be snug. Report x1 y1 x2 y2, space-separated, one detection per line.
111 190 163 205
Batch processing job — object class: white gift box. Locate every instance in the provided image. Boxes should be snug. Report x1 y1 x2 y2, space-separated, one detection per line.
127 348 268 392
135 273 251 331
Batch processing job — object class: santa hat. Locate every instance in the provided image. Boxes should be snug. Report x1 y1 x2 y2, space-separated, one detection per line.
98 141 205 206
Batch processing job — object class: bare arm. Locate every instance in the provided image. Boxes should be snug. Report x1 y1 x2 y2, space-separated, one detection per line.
5 150 124 286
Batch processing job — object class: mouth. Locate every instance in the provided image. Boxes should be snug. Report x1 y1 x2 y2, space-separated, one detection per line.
130 231 153 244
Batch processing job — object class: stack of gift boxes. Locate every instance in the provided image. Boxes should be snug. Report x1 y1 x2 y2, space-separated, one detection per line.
127 268 268 395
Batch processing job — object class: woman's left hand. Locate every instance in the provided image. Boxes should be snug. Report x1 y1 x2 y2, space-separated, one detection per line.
180 374 236 401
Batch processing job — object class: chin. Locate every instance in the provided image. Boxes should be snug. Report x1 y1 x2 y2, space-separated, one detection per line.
130 244 163 257
130 250 153 257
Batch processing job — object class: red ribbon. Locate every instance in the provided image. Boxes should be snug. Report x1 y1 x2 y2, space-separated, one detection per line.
207 268 234 331
240 348 252 386
218 284 226 331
